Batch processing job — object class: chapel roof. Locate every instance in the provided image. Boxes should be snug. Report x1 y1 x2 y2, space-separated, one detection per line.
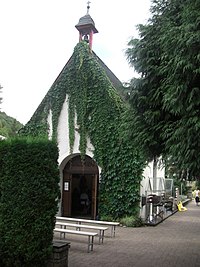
52 50 122 90
23 6 124 129
53 3 121 89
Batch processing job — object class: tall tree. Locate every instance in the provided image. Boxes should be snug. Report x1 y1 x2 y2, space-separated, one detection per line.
0 112 23 138
0 84 2 108
126 0 200 179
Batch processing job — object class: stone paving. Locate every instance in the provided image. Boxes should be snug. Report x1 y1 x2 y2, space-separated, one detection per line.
62 200 200 267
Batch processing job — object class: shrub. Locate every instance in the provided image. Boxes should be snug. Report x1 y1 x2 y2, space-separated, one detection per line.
0 138 60 267
98 214 115 222
120 216 144 227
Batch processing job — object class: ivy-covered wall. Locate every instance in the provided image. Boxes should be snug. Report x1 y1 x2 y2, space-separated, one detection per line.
20 41 145 218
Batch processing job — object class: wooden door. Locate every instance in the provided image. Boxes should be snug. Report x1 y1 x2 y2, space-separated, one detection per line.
91 174 98 219
62 173 72 216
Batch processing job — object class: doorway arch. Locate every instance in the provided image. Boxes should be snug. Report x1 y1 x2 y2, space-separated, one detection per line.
62 154 99 219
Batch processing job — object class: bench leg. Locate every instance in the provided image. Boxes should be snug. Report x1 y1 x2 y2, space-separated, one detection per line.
111 226 116 237
60 231 66 239
88 236 94 252
63 225 66 238
98 230 105 244
59 225 66 239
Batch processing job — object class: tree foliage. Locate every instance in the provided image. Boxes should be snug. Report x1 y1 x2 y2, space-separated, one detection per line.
0 112 23 138
0 85 2 107
126 0 200 178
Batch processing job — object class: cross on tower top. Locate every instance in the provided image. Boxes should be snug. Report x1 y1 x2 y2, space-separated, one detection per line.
75 1 98 50
87 1 91 14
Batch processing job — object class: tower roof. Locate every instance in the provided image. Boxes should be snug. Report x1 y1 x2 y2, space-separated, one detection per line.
75 14 98 34
75 2 98 35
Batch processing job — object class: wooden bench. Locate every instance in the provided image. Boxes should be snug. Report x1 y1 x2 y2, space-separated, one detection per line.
55 222 108 244
56 216 120 237
54 228 98 252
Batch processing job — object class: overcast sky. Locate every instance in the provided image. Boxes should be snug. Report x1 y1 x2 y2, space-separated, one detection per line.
0 0 151 124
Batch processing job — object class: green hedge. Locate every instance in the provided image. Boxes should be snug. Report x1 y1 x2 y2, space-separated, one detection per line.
0 138 60 267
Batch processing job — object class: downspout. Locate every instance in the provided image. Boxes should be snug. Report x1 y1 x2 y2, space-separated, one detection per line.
153 156 158 193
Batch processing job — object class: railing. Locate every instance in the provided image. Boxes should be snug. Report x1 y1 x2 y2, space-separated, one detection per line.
144 193 177 225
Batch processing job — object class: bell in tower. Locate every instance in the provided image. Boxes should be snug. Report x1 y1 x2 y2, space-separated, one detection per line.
75 1 98 49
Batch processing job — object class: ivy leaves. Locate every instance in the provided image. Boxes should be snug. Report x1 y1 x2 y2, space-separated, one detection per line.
20 41 145 218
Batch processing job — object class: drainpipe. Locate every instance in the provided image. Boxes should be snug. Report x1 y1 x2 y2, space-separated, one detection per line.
153 156 158 193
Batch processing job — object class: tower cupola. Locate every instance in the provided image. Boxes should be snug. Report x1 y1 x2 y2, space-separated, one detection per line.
75 1 98 49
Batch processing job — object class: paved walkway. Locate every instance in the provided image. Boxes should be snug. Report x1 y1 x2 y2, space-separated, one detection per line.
66 200 200 267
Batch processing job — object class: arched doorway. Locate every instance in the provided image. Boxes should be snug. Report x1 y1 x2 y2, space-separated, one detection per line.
62 155 99 219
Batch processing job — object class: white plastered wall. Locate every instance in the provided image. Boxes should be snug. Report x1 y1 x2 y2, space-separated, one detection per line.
47 94 97 215
140 159 165 219
140 159 165 196
53 95 95 165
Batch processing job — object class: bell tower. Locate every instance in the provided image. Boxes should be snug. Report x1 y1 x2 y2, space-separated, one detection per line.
75 1 98 49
